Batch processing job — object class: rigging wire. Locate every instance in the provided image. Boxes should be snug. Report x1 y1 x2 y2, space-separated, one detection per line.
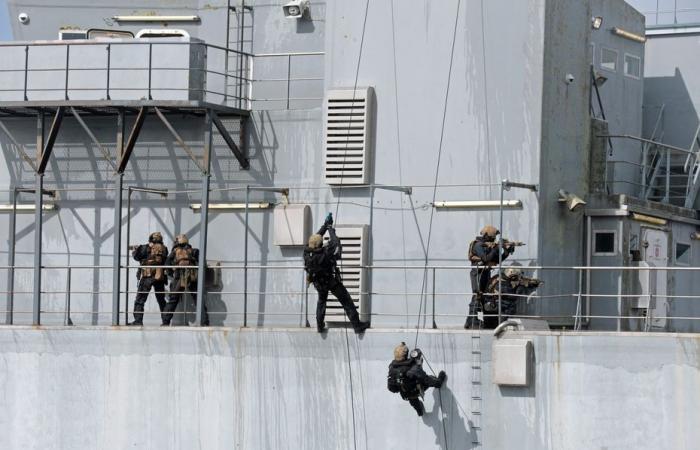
413 0 463 350
329 1 372 449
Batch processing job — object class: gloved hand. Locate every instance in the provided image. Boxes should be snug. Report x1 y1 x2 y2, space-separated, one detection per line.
324 212 333 227
437 370 447 388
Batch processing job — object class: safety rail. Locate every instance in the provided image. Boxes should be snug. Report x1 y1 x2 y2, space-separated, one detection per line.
0 40 253 110
3 263 700 332
601 134 695 204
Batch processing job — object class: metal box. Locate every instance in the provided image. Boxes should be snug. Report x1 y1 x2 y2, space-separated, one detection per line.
273 204 311 246
492 339 533 386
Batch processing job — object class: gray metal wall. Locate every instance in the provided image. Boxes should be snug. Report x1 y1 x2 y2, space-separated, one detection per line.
2 326 700 450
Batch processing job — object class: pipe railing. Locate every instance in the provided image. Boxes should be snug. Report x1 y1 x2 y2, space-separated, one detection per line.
3 263 700 331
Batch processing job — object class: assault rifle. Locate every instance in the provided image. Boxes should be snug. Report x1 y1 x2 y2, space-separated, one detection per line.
485 239 526 249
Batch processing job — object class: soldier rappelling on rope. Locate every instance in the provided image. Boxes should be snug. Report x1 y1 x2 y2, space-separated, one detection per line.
465 225 524 329
387 342 447 416
303 213 370 334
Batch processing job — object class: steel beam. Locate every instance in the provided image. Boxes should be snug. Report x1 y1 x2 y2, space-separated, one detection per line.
7 188 17 324
37 107 65 174
112 173 123 325
32 173 43 325
195 110 213 326
117 106 147 173
70 107 116 170
154 106 204 172
211 110 249 169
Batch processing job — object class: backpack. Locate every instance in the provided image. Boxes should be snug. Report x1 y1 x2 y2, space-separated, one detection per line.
387 362 412 393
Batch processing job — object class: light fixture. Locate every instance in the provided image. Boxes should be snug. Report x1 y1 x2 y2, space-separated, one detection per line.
592 16 603 30
432 200 522 209
557 189 586 211
691 232 700 241
631 212 666 226
112 15 200 23
0 204 57 212
593 71 608 87
612 27 646 43
283 0 310 19
189 202 272 211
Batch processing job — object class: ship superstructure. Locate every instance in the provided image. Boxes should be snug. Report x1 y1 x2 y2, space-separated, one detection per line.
1 0 700 449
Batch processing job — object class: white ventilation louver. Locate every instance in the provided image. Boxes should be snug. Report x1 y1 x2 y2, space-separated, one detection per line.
324 87 375 185
326 225 369 322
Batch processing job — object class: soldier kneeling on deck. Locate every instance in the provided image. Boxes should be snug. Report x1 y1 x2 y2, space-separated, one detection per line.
387 342 446 416
129 232 168 326
303 213 370 334
162 234 209 326
481 266 543 329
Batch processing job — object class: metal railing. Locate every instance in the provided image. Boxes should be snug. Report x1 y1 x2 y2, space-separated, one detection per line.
0 40 253 110
0 40 325 111
3 263 700 332
601 134 694 203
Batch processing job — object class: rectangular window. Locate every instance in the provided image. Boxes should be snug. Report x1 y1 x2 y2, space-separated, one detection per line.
624 54 641 79
593 230 617 255
601 47 618 72
675 242 691 265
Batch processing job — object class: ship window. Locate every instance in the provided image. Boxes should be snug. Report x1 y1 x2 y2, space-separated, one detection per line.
593 230 617 255
600 47 618 72
675 242 691 265
624 54 641 79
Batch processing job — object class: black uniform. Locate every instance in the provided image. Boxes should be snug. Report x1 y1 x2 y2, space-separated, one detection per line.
465 236 513 328
131 242 168 325
162 243 209 326
482 274 542 329
304 223 367 332
387 358 445 416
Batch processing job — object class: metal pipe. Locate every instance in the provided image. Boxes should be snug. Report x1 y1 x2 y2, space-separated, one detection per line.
32 173 43 325
148 43 153 100
243 185 250 327
195 174 210 326
195 111 213 327
64 44 70 100
64 267 73 326
665 149 671 202
575 269 583 330
498 181 504 325
112 174 123 326
286 54 291 110
224 0 231 105
304 273 310 328
106 44 111 100
238 1 246 109
431 267 437 329
124 187 132 325
7 187 17 324
23 45 28 101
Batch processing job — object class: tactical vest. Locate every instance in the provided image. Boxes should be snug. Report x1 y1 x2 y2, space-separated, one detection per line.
174 246 197 288
304 248 333 284
141 243 167 281
387 361 418 397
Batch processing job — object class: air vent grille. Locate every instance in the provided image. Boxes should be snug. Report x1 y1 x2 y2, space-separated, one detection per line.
324 87 374 185
326 225 369 322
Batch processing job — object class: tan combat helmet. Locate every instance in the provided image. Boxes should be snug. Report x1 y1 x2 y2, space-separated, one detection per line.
504 267 522 278
175 234 189 245
393 342 409 361
480 225 500 239
149 231 163 243
308 234 323 249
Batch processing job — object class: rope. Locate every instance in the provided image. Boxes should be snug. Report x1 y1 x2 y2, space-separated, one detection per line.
424 354 449 449
332 2 371 449
414 0 462 349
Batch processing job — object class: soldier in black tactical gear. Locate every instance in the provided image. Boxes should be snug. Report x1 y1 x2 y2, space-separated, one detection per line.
303 213 370 334
465 225 519 329
387 342 447 416
481 266 543 329
162 234 209 326
129 232 168 326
